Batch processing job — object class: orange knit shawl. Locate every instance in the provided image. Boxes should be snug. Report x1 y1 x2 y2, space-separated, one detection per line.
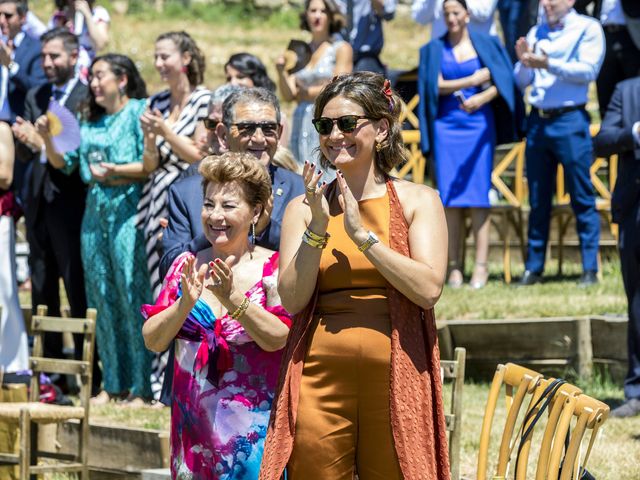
259 179 450 480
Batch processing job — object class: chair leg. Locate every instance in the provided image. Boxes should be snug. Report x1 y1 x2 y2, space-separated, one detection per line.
502 211 512 284
18 410 29 480
80 418 90 480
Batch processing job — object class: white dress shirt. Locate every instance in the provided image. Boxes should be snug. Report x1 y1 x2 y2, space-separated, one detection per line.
0 31 25 122
411 0 499 37
514 9 605 109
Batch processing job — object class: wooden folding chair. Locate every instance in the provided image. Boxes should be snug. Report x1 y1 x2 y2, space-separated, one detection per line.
0 305 96 480
440 347 466 480
477 363 543 480
548 393 609 480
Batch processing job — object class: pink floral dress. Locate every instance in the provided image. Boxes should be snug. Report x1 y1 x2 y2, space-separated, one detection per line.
141 252 291 479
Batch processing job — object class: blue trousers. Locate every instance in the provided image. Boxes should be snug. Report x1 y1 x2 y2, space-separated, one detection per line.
619 202 640 399
524 109 600 274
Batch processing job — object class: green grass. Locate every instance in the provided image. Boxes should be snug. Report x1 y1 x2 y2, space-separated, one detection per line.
436 258 626 320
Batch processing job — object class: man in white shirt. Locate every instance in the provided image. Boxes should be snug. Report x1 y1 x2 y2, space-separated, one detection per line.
411 0 499 38
576 0 640 118
514 0 605 286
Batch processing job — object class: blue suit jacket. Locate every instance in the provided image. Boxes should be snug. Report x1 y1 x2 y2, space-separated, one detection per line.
9 34 47 122
593 77 640 224
417 31 519 155
159 164 304 278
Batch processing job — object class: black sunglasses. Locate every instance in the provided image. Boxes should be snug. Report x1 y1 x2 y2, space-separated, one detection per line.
203 118 219 130
231 122 279 138
312 115 370 135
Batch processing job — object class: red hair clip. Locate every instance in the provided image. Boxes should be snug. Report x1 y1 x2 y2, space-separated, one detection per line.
382 79 394 112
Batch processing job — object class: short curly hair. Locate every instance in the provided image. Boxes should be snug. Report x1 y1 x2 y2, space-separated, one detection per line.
313 72 409 173
199 153 272 210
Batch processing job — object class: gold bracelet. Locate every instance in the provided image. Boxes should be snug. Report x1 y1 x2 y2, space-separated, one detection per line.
305 227 330 243
302 231 328 249
230 297 250 320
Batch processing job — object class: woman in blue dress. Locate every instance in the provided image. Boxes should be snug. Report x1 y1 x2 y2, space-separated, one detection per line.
418 0 517 288
38 54 153 403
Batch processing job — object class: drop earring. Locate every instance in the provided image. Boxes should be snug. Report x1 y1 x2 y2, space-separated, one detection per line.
375 141 383 152
251 222 256 245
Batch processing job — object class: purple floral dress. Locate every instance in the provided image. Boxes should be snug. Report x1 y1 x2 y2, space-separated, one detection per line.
141 252 291 479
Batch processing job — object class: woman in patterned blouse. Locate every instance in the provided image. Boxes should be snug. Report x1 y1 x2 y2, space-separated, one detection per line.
142 152 291 479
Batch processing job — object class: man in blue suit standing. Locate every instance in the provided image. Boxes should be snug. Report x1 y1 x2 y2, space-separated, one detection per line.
156 87 304 404
0 0 46 205
594 76 640 417
0 0 46 123
160 87 304 277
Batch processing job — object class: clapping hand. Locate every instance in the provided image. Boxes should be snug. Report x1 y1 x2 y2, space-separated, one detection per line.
12 117 44 152
34 115 51 138
179 256 208 310
303 161 330 227
207 257 236 301
336 170 367 245
140 109 167 137
515 37 548 69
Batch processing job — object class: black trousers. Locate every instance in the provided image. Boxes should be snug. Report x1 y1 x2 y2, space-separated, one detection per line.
597 27 640 118
619 201 640 400
27 198 102 392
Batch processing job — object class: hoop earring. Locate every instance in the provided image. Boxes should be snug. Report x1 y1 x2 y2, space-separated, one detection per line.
251 222 256 245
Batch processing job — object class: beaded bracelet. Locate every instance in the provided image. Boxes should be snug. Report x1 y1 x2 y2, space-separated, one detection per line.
230 297 250 320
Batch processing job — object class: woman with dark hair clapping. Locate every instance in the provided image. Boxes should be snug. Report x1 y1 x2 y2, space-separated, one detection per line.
276 0 352 175
261 72 450 480
38 53 153 404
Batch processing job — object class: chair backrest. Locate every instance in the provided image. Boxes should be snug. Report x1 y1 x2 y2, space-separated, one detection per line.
477 363 543 480
514 378 583 480
29 305 97 410
551 393 609 480
440 347 466 480
491 142 526 208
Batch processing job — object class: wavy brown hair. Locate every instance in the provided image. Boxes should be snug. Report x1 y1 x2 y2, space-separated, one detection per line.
299 0 345 35
313 72 409 173
199 152 272 212
156 31 206 87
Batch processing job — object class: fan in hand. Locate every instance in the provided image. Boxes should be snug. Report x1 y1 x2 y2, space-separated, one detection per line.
284 39 312 74
46 100 81 154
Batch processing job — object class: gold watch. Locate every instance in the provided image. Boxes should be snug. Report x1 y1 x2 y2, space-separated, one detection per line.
357 231 379 252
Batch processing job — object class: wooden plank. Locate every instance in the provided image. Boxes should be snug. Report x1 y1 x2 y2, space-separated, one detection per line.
29 358 90 376
575 317 593 378
447 317 578 360
590 316 628 361
31 316 95 334
57 422 168 473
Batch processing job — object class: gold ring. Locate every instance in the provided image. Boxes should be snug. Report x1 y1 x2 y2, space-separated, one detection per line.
306 186 316 195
